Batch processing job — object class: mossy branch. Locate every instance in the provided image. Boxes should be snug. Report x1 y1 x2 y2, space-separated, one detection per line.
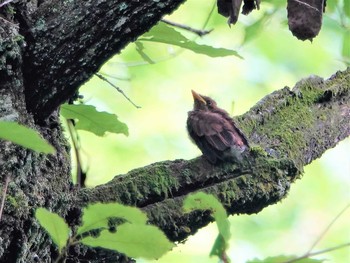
75 68 350 242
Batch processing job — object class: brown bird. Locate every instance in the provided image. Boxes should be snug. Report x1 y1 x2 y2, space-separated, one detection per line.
187 90 249 164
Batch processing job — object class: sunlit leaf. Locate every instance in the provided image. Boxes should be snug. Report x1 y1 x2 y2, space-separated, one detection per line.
60 104 128 136
183 192 230 241
35 208 70 252
0 121 55 154
247 256 326 263
210 234 228 259
81 224 174 259
77 202 148 235
140 22 241 58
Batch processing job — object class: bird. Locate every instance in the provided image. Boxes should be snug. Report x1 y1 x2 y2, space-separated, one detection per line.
187 90 249 164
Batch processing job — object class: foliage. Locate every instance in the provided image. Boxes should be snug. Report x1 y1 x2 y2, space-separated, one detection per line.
35 203 174 261
60 104 128 137
77 202 147 234
0 121 55 154
183 192 231 262
81 224 173 259
35 208 70 253
138 22 242 59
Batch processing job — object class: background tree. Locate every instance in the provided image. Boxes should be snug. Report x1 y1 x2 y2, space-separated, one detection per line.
0 0 349 262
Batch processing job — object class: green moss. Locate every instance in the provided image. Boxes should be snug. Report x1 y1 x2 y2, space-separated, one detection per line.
238 81 331 169
145 164 180 197
6 191 30 217
249 146 268 157
7 195 19 208
114 163 181 204
293 76 325 104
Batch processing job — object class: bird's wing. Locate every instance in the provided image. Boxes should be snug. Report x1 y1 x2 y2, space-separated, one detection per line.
189 111 247 152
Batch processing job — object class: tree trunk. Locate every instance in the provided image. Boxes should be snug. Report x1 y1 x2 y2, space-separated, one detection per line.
0 0 349 262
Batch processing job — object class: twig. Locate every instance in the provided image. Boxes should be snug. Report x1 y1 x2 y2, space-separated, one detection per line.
95 73 141 109
283 242 350 263
0 174 10 222
0 0 15 8
98 72 131 81
201 0 216 30
282 203 350 263
161 19 212 37
306 203 350 254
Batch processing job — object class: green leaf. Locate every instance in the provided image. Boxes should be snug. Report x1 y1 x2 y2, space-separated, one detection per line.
342 30 350 59
35 208 70 252
183 192 230 241
247 256 326 263
60 104 128 136
139 22 241 58
210 234 228 259
81 224 174 259
77 202 148 235
0 121 55 154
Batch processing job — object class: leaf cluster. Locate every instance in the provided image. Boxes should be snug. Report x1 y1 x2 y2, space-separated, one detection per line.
36 203 174 260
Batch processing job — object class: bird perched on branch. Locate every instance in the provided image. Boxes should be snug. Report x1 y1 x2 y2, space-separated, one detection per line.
187 90 249 164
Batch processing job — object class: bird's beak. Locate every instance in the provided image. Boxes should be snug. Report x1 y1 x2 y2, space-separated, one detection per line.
191 90 206 105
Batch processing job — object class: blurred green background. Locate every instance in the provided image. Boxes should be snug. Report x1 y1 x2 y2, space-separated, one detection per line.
66 0 350 262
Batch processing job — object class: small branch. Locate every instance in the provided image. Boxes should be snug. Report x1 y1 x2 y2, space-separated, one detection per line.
306 203 350 254
283 243 350 263
94 73 141 109
282 203 350 263
98 72 131 82
0 174 10 222
201 0 216 29
0 0 15 8
161 19 212 37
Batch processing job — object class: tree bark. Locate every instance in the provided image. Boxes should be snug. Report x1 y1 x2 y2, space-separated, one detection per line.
0 0 349 262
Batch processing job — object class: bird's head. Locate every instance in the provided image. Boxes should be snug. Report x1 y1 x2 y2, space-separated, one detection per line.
191 90 217 111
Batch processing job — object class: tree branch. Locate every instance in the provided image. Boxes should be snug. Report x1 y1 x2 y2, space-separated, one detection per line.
75 68 350 242
21 0 186 121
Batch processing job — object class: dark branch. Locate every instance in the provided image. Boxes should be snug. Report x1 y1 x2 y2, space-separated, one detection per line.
161 19 212 36
94 73 141 109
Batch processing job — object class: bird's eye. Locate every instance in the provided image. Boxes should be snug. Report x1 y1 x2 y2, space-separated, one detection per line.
207 100 212 106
